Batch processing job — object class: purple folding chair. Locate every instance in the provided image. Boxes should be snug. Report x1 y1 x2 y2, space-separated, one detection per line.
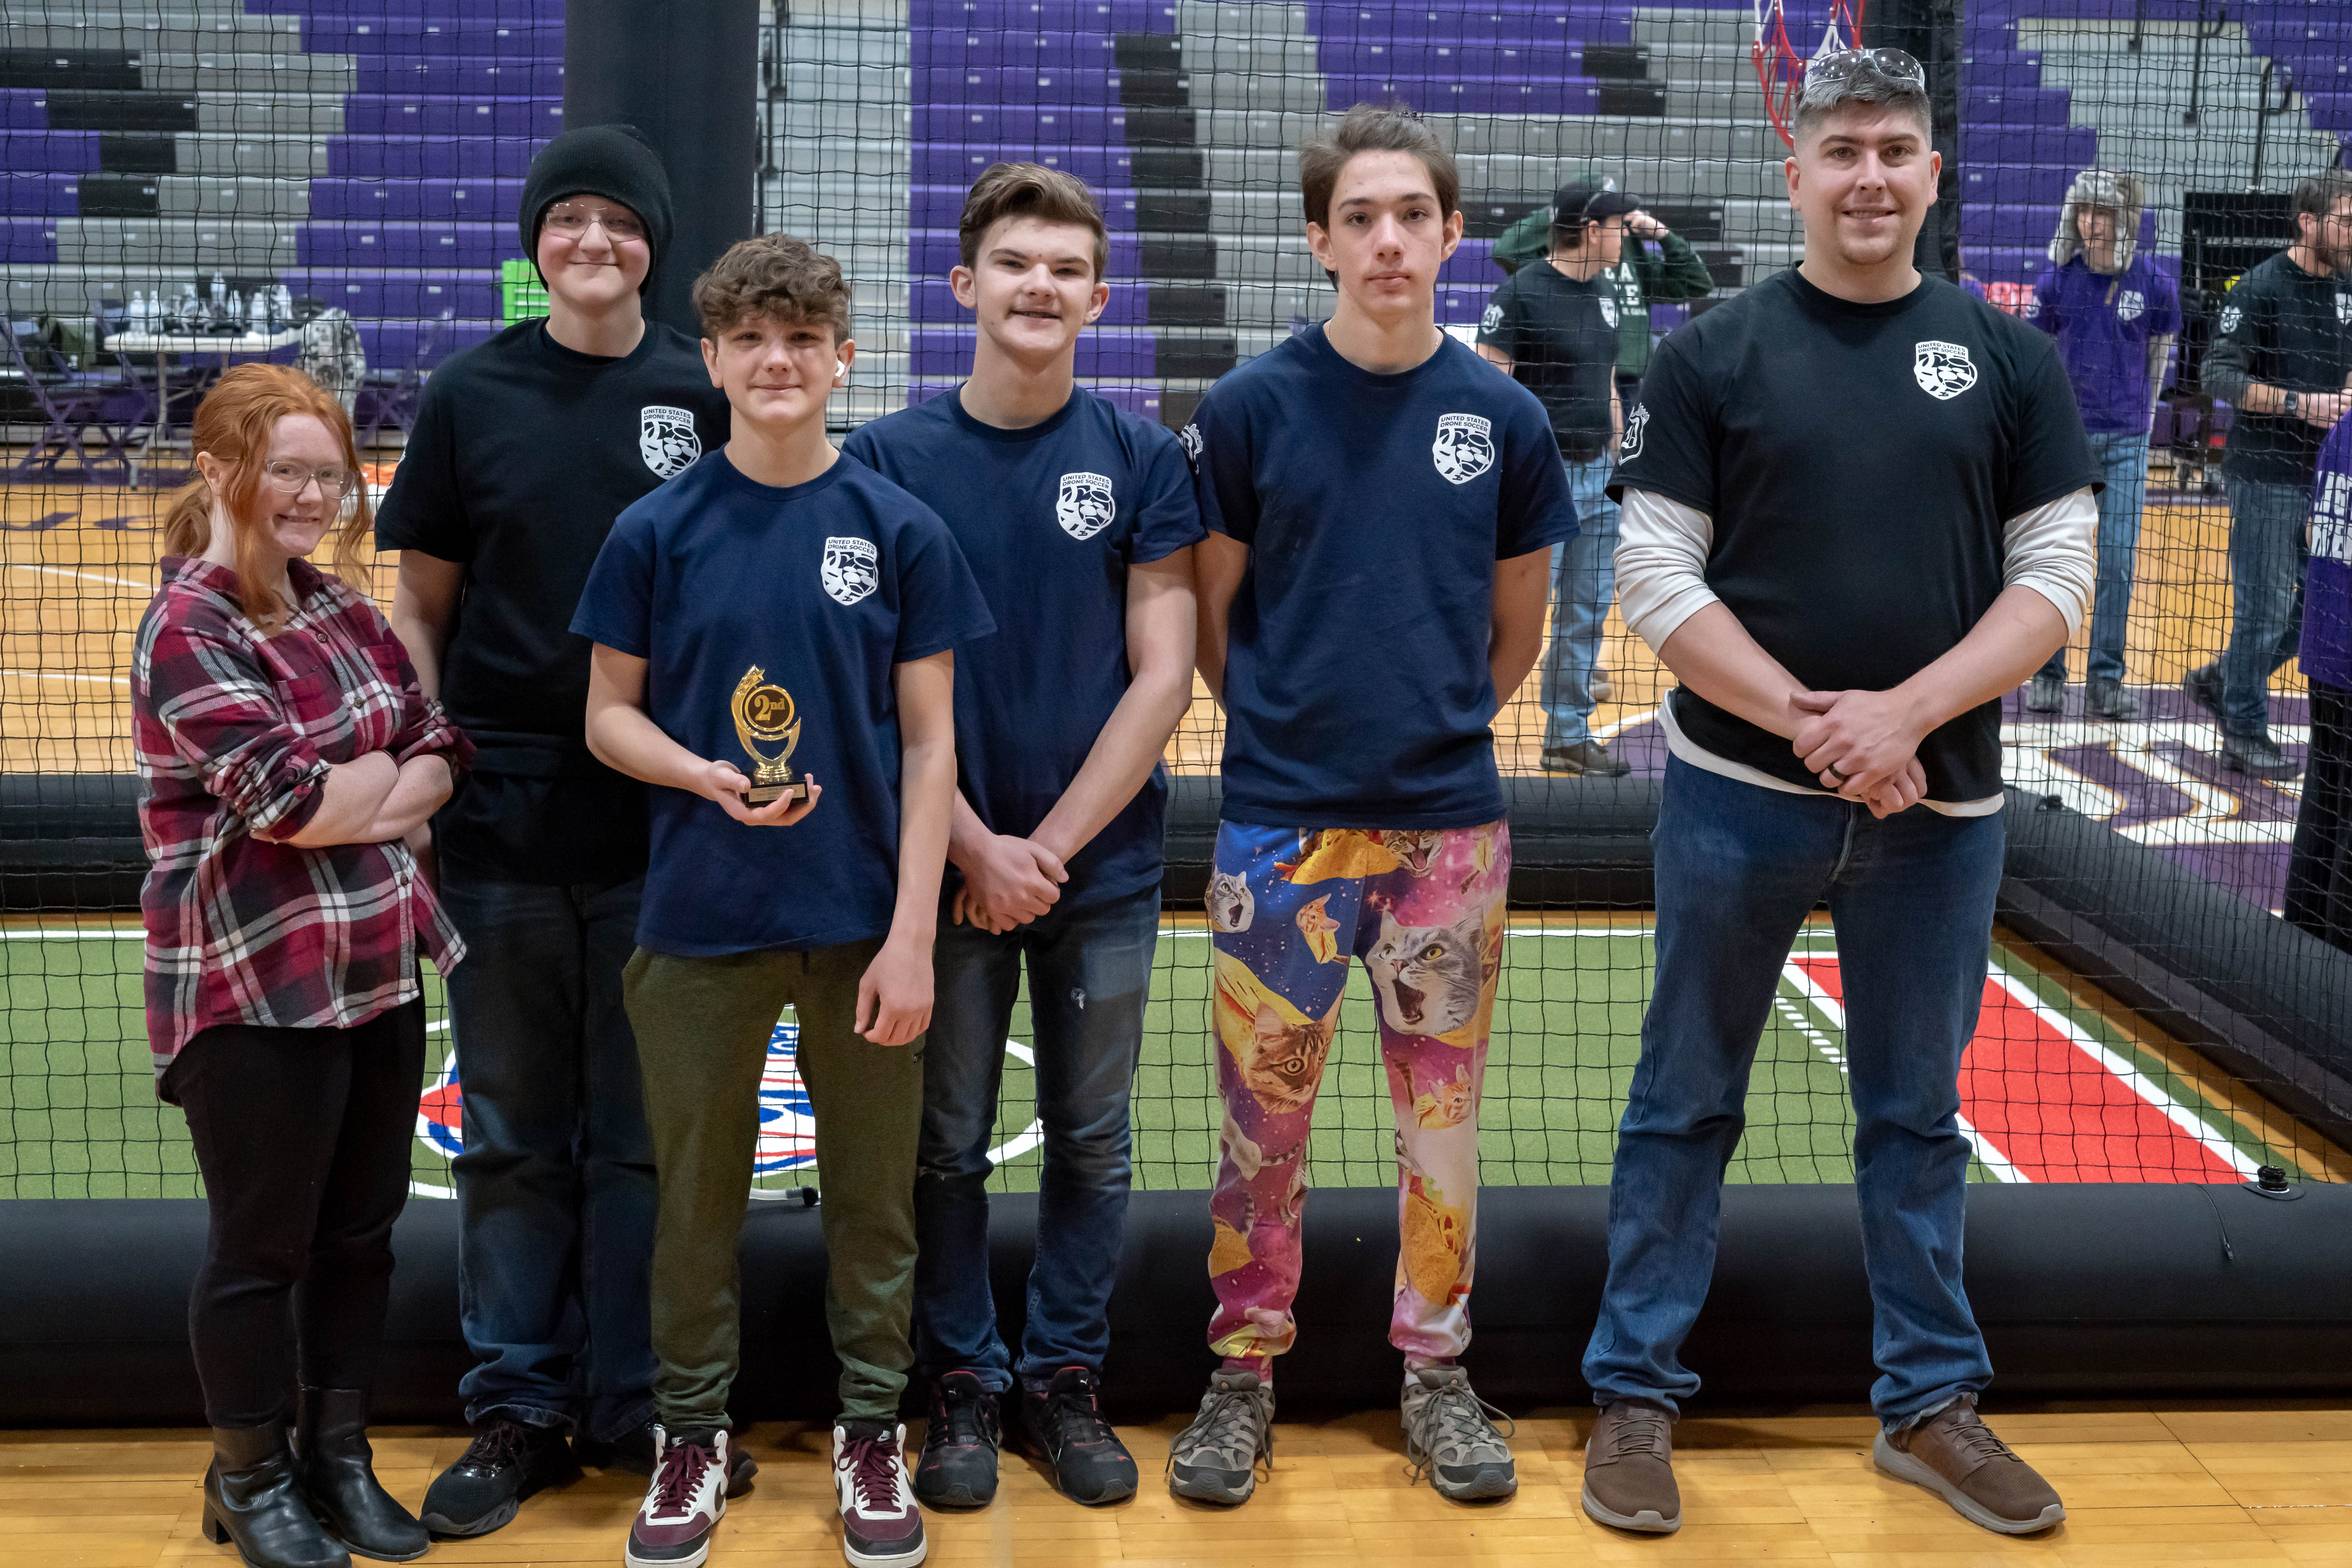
5 318 140 484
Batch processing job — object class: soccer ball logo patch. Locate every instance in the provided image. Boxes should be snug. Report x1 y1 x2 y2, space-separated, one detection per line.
1178 421 1203 463
2220 304 2243 336
1913 340 1978 401
1480 303 1503 333
639 404 701 479
1056 471 1116 540
1432 413 1495 484
821 535 880 606
1619 403 1649 463
1599 295 1620 330
2117 289 2145 323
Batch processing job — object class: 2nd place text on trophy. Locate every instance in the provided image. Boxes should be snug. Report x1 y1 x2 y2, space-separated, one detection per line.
732 665 808 806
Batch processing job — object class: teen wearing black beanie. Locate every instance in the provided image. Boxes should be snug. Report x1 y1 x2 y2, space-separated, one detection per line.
376 122 733 1538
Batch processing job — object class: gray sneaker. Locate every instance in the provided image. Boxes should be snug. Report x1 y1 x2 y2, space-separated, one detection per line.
1582 1399 1681 1533
1167 1370 1274 1506
1400 1366 1517 1501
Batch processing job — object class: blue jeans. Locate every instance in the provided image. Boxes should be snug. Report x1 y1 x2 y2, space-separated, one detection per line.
1583 758 2004 1429
1540 456 1621 750
2038 430 2148 687
441 869 659 1440
913 882 1160 1393
2220 475 2311 741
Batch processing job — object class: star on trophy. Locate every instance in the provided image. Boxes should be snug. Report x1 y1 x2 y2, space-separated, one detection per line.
730 665 807 806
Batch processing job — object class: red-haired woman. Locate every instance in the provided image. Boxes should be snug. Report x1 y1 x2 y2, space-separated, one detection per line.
134 363 471 1568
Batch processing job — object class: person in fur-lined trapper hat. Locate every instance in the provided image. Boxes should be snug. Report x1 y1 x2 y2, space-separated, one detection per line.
2021 169 2180 719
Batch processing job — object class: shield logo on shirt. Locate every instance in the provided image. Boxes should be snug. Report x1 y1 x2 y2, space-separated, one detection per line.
2117 289 2145 323
638 404 701 480
1480 302 1503 333
1912 340 1979 401
1599 295 1620 331
1432 413 1496 485
1055 471 1117 541
2220 304 2243 336
820 535 880 606
1177 422 1203 465
1619 403 1649 463
2339 294 2352 325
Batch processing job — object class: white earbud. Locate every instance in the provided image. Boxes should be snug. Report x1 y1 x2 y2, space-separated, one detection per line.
834 363 848 379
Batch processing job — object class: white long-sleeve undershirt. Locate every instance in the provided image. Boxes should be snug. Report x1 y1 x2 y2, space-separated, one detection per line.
1612 484 2099 815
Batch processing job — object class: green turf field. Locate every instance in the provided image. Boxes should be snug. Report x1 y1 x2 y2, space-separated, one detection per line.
0 920 2323 1200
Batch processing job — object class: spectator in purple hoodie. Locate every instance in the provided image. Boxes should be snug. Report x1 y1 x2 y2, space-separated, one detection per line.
2287 413 2352 949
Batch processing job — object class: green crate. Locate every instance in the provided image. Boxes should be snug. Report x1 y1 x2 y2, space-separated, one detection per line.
500 258 548 325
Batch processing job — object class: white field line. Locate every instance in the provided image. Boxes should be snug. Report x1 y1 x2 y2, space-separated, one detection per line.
1780 959 2029 1184
2 561 151 593
0 667 128 686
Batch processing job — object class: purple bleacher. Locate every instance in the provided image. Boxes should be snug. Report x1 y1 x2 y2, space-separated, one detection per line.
912 0 1179 31
356 316 498 371
1961 87 2072 126
1321 41 1623 74
914 184 1194 230
296 221 520 268
1958 164 2075 205
1959 126 2096 165
342 96 563 137
913 31 1121 71
916 105 1134 143
1960 59 2050 92
328 136 547 179
1436 241 1501 287
0 133 97 173
352 57 565 95
310 177 524 222
913 328 1157 377
248 0 559 17
0 90 47 130
1326 78 1622 114
916 67 1120 105
0 222 59 264
2310 96 2352 133
915 143 1134 186
279 268 501 320
1315 9 1638 44
300 19 564 57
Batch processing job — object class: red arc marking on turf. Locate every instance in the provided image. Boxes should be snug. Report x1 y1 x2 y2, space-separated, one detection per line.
1789 957 2246 1184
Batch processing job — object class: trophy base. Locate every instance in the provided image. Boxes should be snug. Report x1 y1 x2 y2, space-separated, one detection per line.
742 780 809 807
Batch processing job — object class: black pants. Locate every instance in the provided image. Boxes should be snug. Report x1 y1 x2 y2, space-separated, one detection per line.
166 1000 424 1428
2287 680 2352 954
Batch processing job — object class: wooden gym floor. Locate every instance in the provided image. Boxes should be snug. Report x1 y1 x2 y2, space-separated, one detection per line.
5 1402 2352 1566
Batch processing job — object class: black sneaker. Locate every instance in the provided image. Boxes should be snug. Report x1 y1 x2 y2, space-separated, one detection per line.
419 1419 579 1538
2085 677 2141 720
584 1422 759 1492
1541 738 1632 778
1020 1366 1138 1506
914 1370 1001 1508
2024 671 2064 714
2224 732 2303 780
2184 663 2222 721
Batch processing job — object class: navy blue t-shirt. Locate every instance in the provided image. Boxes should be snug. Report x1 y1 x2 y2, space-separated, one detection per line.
571 449 995 956
842 386 1204 908
1187 326 1579 828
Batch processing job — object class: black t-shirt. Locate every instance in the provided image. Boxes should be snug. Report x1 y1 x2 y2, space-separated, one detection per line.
374 318 732 885
2206 250 2352 486
1476 260 1621 462
1610 268 2099 802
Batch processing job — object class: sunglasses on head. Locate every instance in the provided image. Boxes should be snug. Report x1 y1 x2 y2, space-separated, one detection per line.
1800 46 1928 102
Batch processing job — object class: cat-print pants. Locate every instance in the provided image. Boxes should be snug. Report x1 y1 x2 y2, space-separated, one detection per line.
1203 819 1511 1377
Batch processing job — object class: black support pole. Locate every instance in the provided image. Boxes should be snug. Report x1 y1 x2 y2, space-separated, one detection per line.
564 0 761 338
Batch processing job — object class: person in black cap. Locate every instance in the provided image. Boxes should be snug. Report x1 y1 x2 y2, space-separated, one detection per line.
1476 181 1638 775
378 122 734 1537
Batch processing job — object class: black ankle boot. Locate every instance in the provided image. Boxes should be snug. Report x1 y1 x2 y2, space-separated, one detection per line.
201 1419 352 1568
293 1387 430 1562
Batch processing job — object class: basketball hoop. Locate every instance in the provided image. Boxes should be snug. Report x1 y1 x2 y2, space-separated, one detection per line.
1753 0 1869 149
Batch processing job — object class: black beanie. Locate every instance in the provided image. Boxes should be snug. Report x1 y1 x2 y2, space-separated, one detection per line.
518 123 674 293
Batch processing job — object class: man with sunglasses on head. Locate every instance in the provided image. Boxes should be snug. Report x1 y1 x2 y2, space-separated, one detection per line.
378 124 733 1536
1583 49 2095 1539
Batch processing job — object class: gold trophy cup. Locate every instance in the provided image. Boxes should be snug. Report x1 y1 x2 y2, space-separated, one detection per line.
730 665 807 806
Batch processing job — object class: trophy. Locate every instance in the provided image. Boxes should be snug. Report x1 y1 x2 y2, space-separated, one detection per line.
729 665 807 806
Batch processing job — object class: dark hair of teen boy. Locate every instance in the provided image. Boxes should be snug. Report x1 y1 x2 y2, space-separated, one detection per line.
1167 103 1577 1510
376 123 733 1537
573 233 993 1568
1587 52 2095 1539
841 161 1203 1511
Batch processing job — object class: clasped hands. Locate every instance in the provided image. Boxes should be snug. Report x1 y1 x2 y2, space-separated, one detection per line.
1788 687 1930 819
951 830 1069 934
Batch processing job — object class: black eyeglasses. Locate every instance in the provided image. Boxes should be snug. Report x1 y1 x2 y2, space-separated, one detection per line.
1800 46 1927 102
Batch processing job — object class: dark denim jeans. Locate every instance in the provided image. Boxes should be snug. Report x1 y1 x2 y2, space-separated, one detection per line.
913 881 1160 1394
1583 758 2005 1429
441 867 658 1440
2038 430 2149 687
2220 475 2311 741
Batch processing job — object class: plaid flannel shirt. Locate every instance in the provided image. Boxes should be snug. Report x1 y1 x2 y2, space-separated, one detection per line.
134 555 473 1088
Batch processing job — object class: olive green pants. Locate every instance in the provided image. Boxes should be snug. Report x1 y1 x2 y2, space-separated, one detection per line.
623 939 922 1427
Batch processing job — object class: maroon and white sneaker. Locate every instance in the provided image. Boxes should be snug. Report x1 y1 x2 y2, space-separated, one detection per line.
626 1427 731 1568
833 1420 926 1567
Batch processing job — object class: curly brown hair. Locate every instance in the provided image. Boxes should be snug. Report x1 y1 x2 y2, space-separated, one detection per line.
692 232 853 342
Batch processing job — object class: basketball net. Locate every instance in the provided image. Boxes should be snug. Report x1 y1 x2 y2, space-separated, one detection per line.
1753 0 1868 149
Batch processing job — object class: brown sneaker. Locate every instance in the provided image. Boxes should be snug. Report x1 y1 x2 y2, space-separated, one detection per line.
1581 1399 1680 1533
1872 1395 2064 1535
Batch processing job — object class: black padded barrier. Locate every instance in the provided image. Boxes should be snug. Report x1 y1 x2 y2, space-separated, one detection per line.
4 1183 2349 1426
